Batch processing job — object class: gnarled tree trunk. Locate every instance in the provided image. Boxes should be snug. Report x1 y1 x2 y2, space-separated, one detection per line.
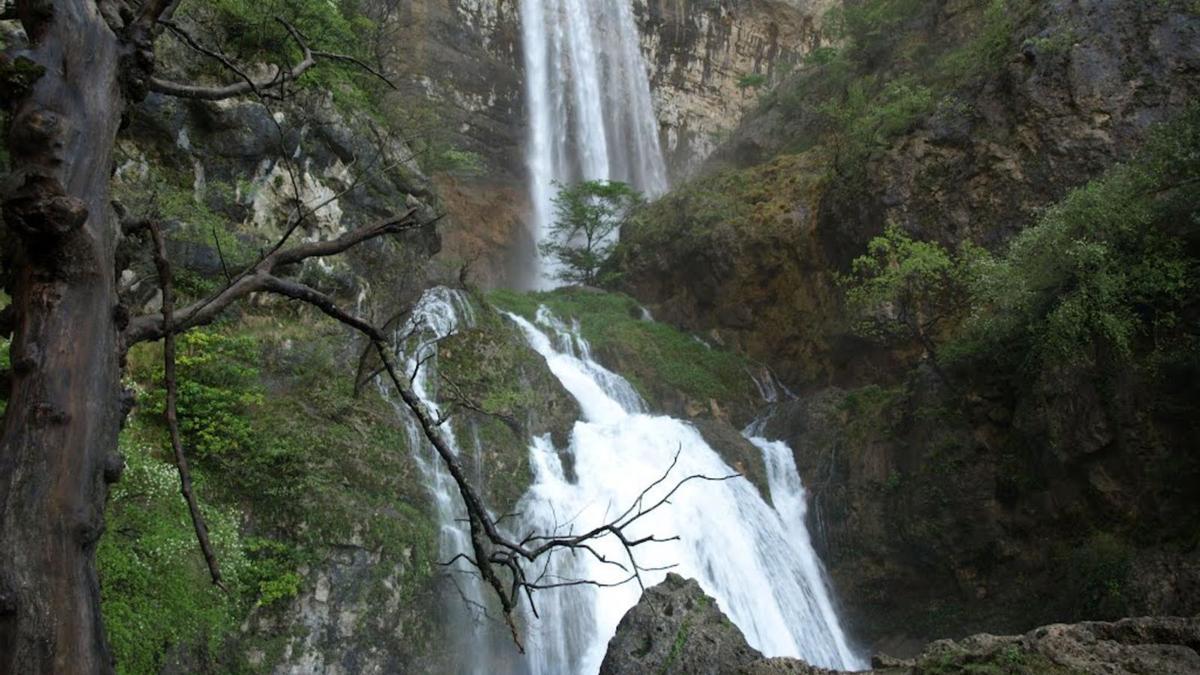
0 1 128 672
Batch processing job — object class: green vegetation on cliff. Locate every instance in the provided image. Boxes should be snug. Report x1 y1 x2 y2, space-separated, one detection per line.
489 288 759 422
104 312 440 674
846 104 1200 380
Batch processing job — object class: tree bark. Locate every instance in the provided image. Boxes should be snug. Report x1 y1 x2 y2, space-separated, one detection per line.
0 1 127 672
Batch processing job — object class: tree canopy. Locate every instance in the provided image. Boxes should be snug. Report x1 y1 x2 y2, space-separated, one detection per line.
541 180 643 286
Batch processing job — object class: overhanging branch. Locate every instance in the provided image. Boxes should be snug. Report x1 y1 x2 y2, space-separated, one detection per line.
148 17 395 102
123 208 425 345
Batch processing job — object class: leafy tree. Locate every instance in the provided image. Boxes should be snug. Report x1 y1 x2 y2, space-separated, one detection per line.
540 180 644 286
960 104 1199 371
845 225 980 387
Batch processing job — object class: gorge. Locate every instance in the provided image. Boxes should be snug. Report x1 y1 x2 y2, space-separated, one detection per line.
0 1 1197 674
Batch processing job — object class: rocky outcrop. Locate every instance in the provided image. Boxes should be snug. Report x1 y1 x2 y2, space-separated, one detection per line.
601 576 1200 674
636 0 835 178
615 0 1200 659
622 0 1200 385
599 574 767 675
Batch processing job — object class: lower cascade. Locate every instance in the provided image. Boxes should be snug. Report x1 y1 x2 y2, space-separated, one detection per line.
395 288 865 674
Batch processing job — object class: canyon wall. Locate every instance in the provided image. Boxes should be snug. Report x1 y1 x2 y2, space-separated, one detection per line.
388 0 826 286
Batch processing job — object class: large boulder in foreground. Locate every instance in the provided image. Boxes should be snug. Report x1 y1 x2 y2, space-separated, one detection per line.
599 574 765 675
600 575 1200 674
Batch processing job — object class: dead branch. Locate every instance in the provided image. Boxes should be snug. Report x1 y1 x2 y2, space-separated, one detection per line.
143 220 226 590
123 208 427 345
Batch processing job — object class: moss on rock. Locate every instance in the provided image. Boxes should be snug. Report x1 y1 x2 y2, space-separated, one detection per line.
490 287 761 426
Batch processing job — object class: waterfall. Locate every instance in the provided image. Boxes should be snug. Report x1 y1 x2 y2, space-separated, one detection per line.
504 308 864 673
386 288 494 674
520 0 669 288
392 290 864 672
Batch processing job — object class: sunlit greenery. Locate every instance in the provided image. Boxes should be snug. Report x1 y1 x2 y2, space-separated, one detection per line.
490 287 757 413
99 426 247 675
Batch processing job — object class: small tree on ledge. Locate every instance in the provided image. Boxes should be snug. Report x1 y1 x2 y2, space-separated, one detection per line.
541 179 643 286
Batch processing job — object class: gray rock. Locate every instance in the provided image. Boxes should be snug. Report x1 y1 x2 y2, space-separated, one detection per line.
602 576 1200 675
599 574 764 675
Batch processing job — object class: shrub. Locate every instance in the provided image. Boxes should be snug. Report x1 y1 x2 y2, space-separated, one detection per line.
960 105 1199 371
133 328 264 460
99 430 247 675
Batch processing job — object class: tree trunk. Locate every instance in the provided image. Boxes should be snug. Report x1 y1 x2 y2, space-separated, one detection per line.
0 1 127 672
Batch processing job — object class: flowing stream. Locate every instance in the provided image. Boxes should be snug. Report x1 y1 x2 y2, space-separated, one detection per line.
393 290 864 673
519 0 668 287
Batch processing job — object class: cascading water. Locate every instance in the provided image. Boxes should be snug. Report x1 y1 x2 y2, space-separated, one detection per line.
393 289 864 672
520 0 669 288
387 288 493 673
398 3 861 669
505 308 864 673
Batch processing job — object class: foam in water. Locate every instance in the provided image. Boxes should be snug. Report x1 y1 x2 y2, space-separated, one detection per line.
520 0 669 288
392 290 864 673
505 308 864 673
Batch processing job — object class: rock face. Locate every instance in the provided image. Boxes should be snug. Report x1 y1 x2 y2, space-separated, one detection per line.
636 0 835 178
599 574 767 675
623 0 1200 382
387 0 828 285
395 0 828 181
614 0 1200 658
601 577 1200 675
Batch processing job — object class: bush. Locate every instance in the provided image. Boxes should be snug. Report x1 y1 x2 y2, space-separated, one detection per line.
99 430 247 675
959 105 1200 371
1065 533 1132 619
133 329 264 460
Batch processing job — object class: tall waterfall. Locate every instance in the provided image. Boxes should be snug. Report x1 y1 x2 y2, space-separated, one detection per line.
392 289 864 673
520 0 669 288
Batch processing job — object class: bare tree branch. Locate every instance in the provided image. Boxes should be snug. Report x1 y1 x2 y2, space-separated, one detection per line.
143 220 226 590
148 17 395 102
123 209 427 344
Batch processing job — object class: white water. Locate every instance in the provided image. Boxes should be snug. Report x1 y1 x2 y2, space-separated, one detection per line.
393 290 864 672
520 0 669 287
507 308 863 673
387 289 493 673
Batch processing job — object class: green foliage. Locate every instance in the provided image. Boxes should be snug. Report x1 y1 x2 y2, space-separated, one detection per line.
133 329 264 460
659 617 693 675
1065 532 1132 619
958 105 1200 370
541 180 644 286
842 105 1200 379
241 538 305 607
736 72 768 90
844 225 979 347
934 0 1031 84
430 148 486 176
490 288 756 413
110 312 439 671
759 0 1034 166
99 428 247 675
822 76 935 177
176 0 380 112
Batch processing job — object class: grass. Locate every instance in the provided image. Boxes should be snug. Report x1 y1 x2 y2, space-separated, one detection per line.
489 287 758 415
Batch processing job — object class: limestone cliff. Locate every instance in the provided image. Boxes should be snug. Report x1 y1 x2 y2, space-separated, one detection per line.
387 0 826 286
